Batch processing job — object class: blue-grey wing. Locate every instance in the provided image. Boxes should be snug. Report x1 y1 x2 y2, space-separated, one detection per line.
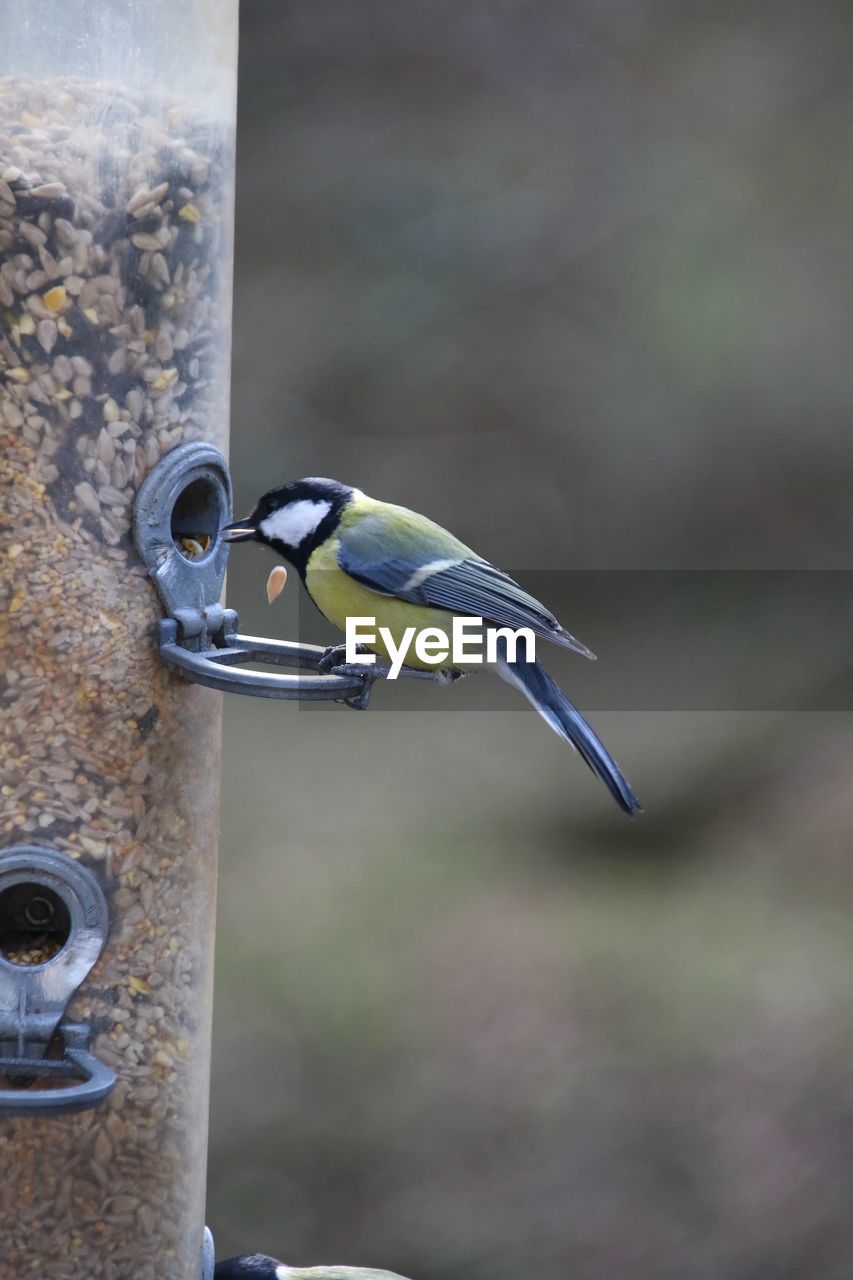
337 514 595 658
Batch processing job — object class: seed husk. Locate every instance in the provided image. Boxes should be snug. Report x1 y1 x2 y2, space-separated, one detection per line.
267 565 288 603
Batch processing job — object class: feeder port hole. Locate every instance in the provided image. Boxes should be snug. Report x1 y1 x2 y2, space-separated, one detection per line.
170 475 228 562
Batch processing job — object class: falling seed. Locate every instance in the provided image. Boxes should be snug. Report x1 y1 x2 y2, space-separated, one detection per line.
18 313 36 336
266 565 288 603
178 203 201 223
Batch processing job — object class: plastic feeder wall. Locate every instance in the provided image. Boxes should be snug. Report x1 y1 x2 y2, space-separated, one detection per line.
0 2 238 1276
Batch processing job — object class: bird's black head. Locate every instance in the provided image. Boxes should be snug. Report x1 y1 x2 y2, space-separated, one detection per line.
223 477 354 576
213 1253 285 1279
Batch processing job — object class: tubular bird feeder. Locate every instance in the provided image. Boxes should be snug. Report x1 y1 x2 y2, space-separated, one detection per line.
0 2 238 1275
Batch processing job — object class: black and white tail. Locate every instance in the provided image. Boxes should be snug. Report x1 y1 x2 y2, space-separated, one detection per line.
496 649 641 816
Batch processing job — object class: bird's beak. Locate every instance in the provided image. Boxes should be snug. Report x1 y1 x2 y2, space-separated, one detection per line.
221 516 257 543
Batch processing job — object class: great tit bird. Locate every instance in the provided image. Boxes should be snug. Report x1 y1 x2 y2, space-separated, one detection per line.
224 479 640 815
214 1255 409 1280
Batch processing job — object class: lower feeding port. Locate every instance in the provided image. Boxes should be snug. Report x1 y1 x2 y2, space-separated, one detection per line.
0 845 109 986
0 846 113 1111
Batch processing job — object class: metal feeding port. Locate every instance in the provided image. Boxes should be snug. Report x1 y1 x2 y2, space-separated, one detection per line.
133 442 368 700
0 846 114 1116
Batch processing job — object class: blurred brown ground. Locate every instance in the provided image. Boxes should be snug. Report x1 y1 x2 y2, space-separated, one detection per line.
208 4 853 1278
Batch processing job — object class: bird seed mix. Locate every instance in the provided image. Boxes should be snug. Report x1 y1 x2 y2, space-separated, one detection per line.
0 76 233 1279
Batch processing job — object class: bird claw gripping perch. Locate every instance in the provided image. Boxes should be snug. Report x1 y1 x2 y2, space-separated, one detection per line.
318 642 382 708
317 641 368 674
314 643 371 708
317 644 469 710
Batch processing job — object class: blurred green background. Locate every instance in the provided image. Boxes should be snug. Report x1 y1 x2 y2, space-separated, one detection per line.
209 4 853 1278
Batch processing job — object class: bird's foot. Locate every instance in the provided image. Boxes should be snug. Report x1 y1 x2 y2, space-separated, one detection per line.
433 666 466 685
318 644 383 709
320 645 466 709
318 641 372 674
330 663 390 710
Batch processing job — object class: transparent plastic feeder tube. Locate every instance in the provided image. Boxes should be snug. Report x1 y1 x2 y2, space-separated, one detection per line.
0 3 238 1277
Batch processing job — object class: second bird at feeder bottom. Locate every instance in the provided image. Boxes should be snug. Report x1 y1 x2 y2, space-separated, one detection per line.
214 1255 412 1280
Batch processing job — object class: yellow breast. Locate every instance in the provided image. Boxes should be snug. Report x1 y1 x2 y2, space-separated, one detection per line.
305 536 457 670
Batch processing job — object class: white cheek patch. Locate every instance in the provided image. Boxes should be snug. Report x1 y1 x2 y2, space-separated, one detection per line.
260 499 332 547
